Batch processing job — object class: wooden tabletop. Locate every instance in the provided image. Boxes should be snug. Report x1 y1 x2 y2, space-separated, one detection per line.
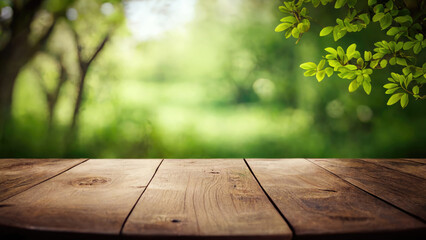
0 158 424 240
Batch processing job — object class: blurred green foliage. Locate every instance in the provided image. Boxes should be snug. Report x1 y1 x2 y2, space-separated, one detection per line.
1 0 425 158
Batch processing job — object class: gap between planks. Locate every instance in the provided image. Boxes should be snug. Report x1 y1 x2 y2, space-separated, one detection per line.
0 158 89 202
119 159 164 236
305 158 426 224
243 158 296 237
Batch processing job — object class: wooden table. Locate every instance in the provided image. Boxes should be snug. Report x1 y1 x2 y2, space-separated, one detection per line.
0 158 424 240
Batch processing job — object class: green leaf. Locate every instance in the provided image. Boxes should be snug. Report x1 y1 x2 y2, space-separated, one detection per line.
413 85 419 94
275 23 293 32
337 46 345 60
365 69 373 75
387 93 404 105
368 0 377 6
358 13 370 25
394 15 413 24
346 43 357 59
325 47 337 56
405 73 413 87
348 79 360 92
328 60 341 68
400 93 409 108
363 80 372 94
320 26 334 36
291 27 300 38
300 62 317 70
403 41 415 50
386 27 399 36
370 60 379 68
357 58 364 67
384 83 398 89
396 58 407 66
316 70 326 82
413 42 422 54
285 29 292 38
318 59 326 70
280 16 297 23
395 42 403 51
345 64 358 70
372 13 384 22
279 6 288 12
304 70 317 76
325 67 334 77
385 0 393 9
380 59 388 68
335 0 347 9
364 51 372 61
385 88 399 94
415 33 424 41
300 7 307 17
373 4 384 13
379 13 392 29
332 25 347 41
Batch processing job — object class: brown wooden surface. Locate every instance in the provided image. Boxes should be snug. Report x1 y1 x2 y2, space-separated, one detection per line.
122 159 292 239
246 158 424 239
310 158 426 222
360 158 425 179
0 158 425 240
0 159 161 238
0 158 86 201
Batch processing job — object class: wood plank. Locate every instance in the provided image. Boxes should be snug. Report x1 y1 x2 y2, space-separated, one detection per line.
0 159 161 239
246 158 425 240
122 159 292 239
360 159 425 179
0 158 86 201
404 158 426 164
310 158 426 222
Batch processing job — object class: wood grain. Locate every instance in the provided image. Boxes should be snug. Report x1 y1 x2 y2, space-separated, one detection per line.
404 158 426 164
0 159 161 239
310 158 426 222
247 158 425 239
0 158 86 201
122 159 292 240
360 159 425 179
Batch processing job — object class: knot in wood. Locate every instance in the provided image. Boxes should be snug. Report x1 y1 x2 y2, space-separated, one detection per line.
71 177 111 187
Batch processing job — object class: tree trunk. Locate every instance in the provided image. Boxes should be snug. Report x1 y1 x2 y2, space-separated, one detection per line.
0 44 30 136
70 65 88 131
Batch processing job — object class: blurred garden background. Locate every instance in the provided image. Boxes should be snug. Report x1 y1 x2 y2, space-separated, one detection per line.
0 0 425 158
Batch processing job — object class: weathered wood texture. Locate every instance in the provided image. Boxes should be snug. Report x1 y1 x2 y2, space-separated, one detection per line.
0 158 86 201
246 158 425 239
310 158 426 222
0 159 161 239
122 159 292 240
360 158 425 179
404 158 426 164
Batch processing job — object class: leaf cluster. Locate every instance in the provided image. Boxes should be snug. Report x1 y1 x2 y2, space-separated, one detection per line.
276 0 426 108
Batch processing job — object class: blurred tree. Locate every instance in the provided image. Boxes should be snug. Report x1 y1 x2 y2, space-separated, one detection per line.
69 26 110 132
0 0 72 134
0 0 122 139
32 51 68 131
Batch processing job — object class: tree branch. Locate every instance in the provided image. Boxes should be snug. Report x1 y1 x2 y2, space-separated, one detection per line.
31 19 57 55
87 33 110 66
